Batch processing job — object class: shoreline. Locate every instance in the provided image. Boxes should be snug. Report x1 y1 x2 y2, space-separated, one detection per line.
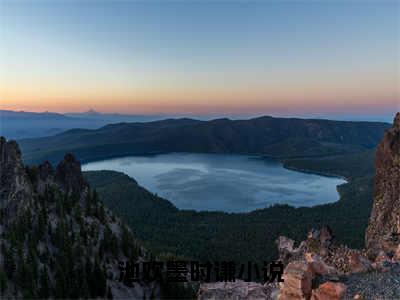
281 163 350 182
81 151 349 183
82 152 349 212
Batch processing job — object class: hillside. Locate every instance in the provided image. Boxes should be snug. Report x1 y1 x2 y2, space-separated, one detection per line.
283 148 376 180
0 137 157 298
197 113 400 299
0 110 105 139
84 147 375 264
19 116 389 165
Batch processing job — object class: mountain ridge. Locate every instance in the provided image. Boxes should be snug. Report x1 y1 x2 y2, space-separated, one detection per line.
19 115 390 165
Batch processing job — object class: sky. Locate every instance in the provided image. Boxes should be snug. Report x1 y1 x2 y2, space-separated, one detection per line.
0 1 399 119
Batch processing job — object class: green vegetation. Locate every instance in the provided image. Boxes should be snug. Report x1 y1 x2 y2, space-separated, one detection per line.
85 149 375 264
0 183 141 298
283 148 375 180
19 117 389 165
8 116 385 296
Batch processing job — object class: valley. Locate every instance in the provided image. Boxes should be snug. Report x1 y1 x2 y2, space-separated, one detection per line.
16 116 383 264
84 149 375 264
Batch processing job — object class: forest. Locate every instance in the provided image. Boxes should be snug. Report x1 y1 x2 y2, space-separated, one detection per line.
85 148 375 265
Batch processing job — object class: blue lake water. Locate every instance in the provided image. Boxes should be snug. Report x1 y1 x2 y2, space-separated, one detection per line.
82 153 346 213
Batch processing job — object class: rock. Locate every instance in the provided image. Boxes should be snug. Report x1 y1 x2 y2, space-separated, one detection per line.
371 250 392 272
0 137 32 219
55 153 85 193
305 253 338 276
277 236 295 252
276 236 306 265
375 251 390 264
308 228 320 240
278 261 313 299
319 226 334 248
393 244 400 262
38 160 54 181
348 252 371 274
311 282 346 300
37 161 55 194
366 112 400 257
198 280 275 300
0 137 157 299
306 227 333 256
371 252 390 272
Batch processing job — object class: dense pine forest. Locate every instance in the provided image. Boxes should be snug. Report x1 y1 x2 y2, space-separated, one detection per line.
85 148 375 264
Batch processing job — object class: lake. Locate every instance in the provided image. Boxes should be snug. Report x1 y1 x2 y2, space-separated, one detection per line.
82 153 346 213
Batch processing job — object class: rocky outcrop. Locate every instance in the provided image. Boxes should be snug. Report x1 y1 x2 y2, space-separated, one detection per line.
0 137 32 220
36 160 54 194
55 153 85 193
278 261 313 299
0 137 157 299
276 236 307 265
366 112 400 258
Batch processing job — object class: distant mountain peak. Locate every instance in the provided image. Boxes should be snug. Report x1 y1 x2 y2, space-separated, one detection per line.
83 108 100 115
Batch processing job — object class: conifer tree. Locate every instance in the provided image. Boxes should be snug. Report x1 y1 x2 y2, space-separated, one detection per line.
0 269 7 295
38 266 50 299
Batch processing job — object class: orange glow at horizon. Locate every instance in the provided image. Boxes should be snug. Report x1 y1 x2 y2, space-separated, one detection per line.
1 1 398 116
1 70 398 114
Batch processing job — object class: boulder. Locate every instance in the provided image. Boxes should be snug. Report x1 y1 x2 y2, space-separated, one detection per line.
311 282 346 300
278 261 313 300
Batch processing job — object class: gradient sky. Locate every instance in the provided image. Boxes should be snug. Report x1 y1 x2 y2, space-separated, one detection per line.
0 1 399 117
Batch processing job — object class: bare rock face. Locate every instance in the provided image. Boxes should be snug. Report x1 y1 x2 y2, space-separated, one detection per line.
198 280 276 300
276 236 307 265
278 261 313 300
38 160 54 181
37 160 54 194
366 112 400 258
311 282 346 300
306 226 333 257
0 137 32 219
55 153 85 193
